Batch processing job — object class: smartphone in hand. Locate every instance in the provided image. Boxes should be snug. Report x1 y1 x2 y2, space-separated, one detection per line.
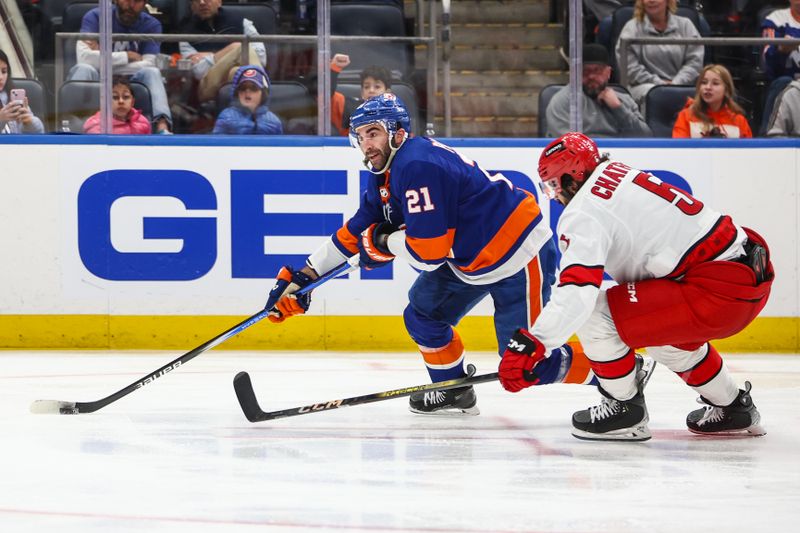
9 88 26 103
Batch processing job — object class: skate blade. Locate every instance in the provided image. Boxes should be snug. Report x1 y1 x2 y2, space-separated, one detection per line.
688 424 766 437
571 423 652 442
408 405 480 417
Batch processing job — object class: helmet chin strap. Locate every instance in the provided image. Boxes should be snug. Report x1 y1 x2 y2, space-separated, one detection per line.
364 130 408 174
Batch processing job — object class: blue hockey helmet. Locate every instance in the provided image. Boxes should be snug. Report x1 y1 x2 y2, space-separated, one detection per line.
349 93 411 173
349 93 411 143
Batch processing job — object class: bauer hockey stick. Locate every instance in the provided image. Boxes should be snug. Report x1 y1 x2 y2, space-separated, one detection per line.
30 257 360 415
233 364 500 423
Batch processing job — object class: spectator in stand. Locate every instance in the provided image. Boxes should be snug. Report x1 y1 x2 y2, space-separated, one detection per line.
83 76 152 134
616 0 704 108
178 0 267 103
212 64 283 135
0 49 44 134
546 44 651 137
67 0 172 133
672 64 752 138
760 1 800 134
331 60 393 136
766 80 800 136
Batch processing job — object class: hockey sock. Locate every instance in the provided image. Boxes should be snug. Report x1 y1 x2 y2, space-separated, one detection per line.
420 328 466 382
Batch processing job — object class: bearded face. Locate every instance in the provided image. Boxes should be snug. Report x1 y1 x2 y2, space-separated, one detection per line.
582 63 611 98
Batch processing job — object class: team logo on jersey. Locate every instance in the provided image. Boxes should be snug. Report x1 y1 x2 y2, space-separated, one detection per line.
559 234 571 251
379 186 390 199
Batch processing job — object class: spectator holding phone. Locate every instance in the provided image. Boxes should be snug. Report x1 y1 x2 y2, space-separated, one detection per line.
83 76 152 134
0 50 45 134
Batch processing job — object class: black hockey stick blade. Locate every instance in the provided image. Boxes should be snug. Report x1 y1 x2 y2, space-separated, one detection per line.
30 258 359 415
233 365 499 423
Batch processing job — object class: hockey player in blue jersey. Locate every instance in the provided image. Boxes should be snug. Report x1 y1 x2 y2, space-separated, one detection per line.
264 93 600 415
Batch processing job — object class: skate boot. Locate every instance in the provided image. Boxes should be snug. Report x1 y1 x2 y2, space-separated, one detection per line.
409 385 479 416
571 355 655 441
686 381 765 436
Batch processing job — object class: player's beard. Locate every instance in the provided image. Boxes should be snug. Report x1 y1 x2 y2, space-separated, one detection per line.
364 145 390 170
118 8 138 26
583 81 607 99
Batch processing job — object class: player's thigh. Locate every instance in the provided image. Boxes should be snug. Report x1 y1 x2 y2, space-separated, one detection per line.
408 266 488 325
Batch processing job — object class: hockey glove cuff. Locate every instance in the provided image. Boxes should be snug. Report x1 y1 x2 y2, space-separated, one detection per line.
358 222 396 270
265 266 314 323
499 329 547 393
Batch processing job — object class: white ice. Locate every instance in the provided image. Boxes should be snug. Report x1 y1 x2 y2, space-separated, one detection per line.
1 350 798 532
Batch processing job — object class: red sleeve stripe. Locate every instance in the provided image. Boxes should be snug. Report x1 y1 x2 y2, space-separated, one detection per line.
558 264 604 288
589 349 636 380
678 344 723 387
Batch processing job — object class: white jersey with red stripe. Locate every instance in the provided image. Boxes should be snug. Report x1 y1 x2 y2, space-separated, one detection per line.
531 159 748 351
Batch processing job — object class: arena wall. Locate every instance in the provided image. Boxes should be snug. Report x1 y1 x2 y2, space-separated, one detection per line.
0 136 796 352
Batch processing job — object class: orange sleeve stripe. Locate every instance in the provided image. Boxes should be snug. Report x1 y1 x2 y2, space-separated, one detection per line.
407 229 455 262
458 194 541 274
420 329 464 367
336 225 360 255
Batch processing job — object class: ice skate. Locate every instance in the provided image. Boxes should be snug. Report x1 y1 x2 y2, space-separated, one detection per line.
571 355 655 441
409 385 479 416
686 381 765 436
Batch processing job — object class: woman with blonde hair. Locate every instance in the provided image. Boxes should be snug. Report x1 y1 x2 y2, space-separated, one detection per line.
672 64 752 138
616 0 704 107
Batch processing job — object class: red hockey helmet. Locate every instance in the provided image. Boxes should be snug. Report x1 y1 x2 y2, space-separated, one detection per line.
538 132 601 199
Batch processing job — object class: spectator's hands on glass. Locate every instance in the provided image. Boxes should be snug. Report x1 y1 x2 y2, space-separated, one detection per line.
596 87 622 109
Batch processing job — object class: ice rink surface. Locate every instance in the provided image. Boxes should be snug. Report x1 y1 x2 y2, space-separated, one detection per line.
1 350 798 533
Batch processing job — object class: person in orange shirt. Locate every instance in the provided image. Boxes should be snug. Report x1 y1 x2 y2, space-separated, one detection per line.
672 64 753 138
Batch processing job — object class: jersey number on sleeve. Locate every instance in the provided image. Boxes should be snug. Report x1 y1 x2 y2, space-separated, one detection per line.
406 187 435 213
632 172 703 215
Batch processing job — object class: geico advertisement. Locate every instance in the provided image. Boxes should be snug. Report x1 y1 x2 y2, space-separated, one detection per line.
17 142 787 317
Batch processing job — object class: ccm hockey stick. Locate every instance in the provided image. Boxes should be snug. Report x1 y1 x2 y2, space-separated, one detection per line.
233 364 499 423
30 257 360 415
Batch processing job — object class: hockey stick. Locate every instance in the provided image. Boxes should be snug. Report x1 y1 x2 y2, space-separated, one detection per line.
30 257 360 415
233 364 500 423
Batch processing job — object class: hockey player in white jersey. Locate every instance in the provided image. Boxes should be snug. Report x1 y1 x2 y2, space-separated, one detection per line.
497 132 774 441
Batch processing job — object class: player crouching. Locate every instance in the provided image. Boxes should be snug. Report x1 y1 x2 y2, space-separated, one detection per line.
498 132 772 440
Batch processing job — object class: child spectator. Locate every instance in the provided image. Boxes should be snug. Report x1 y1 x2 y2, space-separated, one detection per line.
213 65 283 135
0 49 45 134
83 76 152 134
672 64 752 138
332 63 393 136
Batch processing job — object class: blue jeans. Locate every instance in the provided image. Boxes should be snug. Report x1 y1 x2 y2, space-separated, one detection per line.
67 63 172 127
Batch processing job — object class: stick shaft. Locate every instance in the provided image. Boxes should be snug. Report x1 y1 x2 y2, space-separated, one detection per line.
234 370 499 423
48 259 358 414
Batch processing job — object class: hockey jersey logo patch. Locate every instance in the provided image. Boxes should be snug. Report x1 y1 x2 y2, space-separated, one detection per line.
559 234 571 251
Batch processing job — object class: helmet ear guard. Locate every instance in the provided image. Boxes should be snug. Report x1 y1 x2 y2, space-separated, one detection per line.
538 132 601 199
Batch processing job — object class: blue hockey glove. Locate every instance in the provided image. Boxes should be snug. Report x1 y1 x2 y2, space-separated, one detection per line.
265 266 315 323
358 222 397 270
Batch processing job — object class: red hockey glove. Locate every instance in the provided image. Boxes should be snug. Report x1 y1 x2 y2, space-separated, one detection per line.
265 266 314 323
358 222 396 270
499 329 547 393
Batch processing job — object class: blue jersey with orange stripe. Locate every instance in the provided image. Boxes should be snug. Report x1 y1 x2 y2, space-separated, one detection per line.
332 137 552 284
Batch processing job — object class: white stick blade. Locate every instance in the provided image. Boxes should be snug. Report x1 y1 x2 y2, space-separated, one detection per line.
30 400 77 414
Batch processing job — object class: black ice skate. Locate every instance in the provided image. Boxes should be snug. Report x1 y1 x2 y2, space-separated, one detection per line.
409 385 479 416
571 355 656 442
686 381 765 436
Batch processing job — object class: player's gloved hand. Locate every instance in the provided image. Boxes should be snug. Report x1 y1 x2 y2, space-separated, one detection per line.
265 266 315 323
358 222 396 270
498 328 547 392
